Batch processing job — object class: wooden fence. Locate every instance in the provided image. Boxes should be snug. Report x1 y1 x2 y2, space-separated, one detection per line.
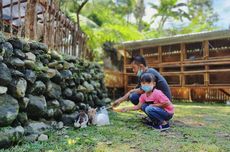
0 0 86 57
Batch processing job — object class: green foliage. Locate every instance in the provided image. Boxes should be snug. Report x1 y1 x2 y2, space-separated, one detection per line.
78 1 144 60
112 0 136 17
149 0 191 30
183 0 219 33
58 0 220 61
87 13 103 26
134 0 145 31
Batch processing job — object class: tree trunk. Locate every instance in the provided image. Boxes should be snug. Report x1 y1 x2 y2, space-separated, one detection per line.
76 0 88 30
138 18 142 32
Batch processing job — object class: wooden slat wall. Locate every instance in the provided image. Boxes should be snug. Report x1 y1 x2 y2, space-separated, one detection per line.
121 38 230 102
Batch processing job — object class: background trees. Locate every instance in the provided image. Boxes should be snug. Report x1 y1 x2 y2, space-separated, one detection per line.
58 0 219 61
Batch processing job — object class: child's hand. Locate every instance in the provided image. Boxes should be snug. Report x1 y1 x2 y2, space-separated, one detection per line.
120 107 129 112
112 100 120 107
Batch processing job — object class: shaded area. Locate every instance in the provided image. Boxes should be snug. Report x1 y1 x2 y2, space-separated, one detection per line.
4 102 230 152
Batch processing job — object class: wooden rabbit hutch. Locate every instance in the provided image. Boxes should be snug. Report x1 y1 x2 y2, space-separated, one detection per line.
116 30 230 102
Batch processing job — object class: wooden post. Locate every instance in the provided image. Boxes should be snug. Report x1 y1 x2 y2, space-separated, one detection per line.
188 88 192 101
204 40 209 87
60 14 64 54
25 0 38 39
17 0 22 37
0 0 3 31
72 23 76 56
58 13 62 52
158 46 162 63
158 46 162 73
76 30 80 57
43 1 49 44
140 48 143 55
51 4 56 49
181 43 186 62
10 0 13 36
56 12 61 51
124 49 127 93
46 2 51 47
203 40 209 60
181 43 186 87
65 24 69 55
68 28 71 55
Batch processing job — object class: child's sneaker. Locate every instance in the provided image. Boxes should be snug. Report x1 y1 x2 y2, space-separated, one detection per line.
151 123 170 131
161 123 170 131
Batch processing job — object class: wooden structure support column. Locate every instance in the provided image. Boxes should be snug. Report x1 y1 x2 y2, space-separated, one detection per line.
124 49 127 93
181 43 185 87
204 40 209 87
158 46 162 73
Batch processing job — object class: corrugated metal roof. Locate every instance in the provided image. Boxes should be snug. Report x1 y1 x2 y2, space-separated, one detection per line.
116 29 230 50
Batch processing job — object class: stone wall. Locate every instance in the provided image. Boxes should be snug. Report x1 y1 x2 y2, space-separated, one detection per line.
0 32 110 148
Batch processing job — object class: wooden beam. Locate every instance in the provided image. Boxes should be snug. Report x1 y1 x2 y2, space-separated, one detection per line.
11 12 43 21
2 0 27 8
219 89 230 96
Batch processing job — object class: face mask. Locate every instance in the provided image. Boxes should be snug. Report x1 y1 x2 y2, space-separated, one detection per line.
137 69 143 77
141 85 153 92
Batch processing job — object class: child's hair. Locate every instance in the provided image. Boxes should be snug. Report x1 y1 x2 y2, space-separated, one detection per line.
131 55 147 67
140 73 156 83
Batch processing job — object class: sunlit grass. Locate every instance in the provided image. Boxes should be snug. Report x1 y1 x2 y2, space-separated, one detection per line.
1 102 230 152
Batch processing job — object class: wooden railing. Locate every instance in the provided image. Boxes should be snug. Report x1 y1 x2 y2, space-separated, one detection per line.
0 0 86 57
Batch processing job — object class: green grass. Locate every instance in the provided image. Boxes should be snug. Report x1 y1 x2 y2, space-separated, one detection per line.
2 102 230 152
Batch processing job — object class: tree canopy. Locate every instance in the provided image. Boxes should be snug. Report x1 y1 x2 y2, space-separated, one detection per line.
59 0 219 61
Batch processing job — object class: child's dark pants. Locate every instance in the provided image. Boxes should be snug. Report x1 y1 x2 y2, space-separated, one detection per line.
141 103 173 125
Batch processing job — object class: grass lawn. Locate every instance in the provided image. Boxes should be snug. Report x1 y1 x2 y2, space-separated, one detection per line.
2 102 230 152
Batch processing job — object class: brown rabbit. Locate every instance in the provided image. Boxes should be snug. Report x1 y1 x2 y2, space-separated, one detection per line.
87 107 97 125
